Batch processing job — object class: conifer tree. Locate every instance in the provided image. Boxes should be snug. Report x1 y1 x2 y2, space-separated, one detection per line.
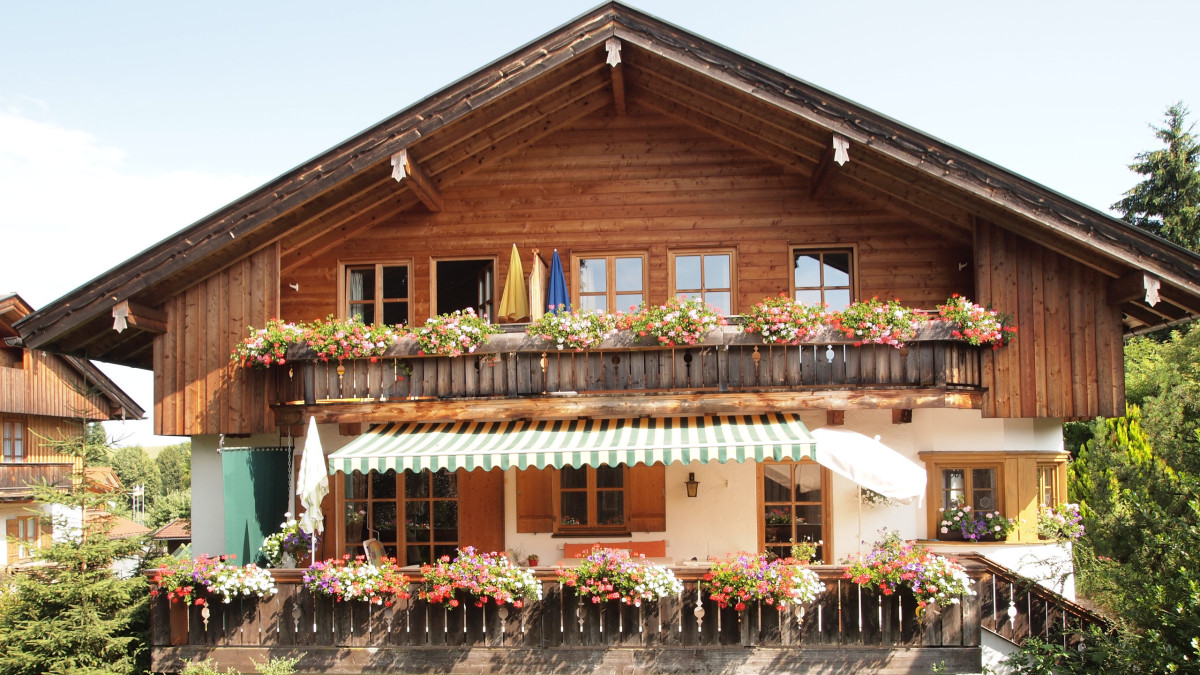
1113 102 1200 250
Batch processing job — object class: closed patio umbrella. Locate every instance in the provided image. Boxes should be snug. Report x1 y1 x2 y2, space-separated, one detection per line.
529 248 548 321
497 244 529 321
297 416 330 563
546 249 570 314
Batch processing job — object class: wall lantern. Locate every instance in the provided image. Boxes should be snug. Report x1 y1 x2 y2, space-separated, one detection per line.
685 472 700 498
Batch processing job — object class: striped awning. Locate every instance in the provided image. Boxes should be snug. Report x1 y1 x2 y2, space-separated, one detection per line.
328 413 816 474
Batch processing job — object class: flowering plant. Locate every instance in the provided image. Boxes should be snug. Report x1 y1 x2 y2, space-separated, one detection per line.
830 298 920 348
859 488 899 508
741 294 827 345
843 530 973 614
703 552 823 611
303 315 399 362
526 307 618 351
151 554 277 606
556 547 682 606
231 319 306 369
765 507 793 525
618 296 726 347
1038 503 1085 542
413 308 501 357
419 547 541 608
939 503 1016 540
303 555 411 605
259 513 313 568
936 295 1017 348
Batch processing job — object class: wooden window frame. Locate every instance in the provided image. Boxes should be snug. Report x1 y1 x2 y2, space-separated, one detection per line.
2 416 25 463
570 251 649 315
7 515 42 560
337 259 413 325
788 245 857 309
1037 462 1066 508
429 255 499 322
920 451 1069 542
335 468 461 566
756 460 833 564
552 464 631 537
668 248 738 315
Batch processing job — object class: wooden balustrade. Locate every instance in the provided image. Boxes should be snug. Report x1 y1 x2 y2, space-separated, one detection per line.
271 325 982 407
150 567 982 674
0 462 72 496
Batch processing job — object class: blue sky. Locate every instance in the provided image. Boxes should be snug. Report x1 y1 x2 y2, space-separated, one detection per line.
2 0 1198 445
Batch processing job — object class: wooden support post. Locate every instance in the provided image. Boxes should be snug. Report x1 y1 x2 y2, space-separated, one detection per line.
605 38 626 116
892 409 912 424
390 149 443 212
111 300 168 334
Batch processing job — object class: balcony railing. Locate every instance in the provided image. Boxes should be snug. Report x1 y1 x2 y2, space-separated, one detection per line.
271 323 983 407
0 462 72 497
150 567 981 675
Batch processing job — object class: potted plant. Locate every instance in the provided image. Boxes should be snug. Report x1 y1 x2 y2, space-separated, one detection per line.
526 554 540 567
419 547 541 608
259 512 313 568
939 503 1015 541
741 293 827 345
413 308 501 357
556 547 682 606
1037 502 1085 542
526 307 618 351
936 294 1017 348
843 530 974 615
304 555 411 605
702 551 823 611
618 296 726 347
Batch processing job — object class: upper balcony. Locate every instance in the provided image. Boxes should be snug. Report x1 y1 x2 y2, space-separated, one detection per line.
271 321 985 426
0 462 73 499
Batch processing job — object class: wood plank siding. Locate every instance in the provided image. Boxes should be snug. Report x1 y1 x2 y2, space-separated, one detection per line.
0 348 118 421
975 220 1125 419
154 245 280 436
279 110 973 321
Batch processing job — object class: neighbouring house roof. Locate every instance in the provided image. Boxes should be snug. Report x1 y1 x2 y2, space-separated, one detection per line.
151 518 191 541
1 293 144 420
83 466 123 493
14 2 1200 368
87 511 152 539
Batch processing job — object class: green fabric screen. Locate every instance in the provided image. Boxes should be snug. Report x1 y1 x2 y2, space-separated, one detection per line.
222 447 291 565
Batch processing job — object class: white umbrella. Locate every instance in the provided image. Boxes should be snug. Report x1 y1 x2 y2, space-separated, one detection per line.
297 416 330 562
810 427 926 503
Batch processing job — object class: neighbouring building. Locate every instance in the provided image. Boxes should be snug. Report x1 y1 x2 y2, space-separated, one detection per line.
12 4 1199 673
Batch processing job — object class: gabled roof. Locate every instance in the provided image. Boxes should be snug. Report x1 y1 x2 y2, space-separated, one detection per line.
2 293 144 420
16 2 1200 368
151 518 191 542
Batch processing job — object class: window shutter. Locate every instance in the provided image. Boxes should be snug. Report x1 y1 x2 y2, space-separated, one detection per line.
628 463 666 532
5 518 18 561
457 468 505 552
516 467 554 533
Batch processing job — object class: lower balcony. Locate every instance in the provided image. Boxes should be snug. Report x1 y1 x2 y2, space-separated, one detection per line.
0 462 72 499
150 567 981 675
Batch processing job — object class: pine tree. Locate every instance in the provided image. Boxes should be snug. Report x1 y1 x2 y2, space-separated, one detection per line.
1113 102 1200 250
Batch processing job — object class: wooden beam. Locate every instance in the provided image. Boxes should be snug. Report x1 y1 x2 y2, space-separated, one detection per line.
892 408 913 424
1122 302 1171 328
1156 284 1200 315
272 389 982 426
606 38 627 116
390 149 443 212
111 300 168 334
1107 270 1161 306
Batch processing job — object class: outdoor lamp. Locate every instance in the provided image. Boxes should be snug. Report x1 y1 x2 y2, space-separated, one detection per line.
685 472 699 498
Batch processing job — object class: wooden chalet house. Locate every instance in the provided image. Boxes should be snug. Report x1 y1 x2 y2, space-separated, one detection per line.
1 293 144 567
12 4 1200 673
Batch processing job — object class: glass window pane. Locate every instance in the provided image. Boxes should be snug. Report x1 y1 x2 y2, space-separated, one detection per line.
433 501 457 541
705 291 730 315
972 468 995 490
825 289 851 311
763 465 791 502
560 492 588 526
824 253 850 286
433 544 458 562
345 472 369 499
974 489 997 511
704 255 730 288
349 268 375 301
351 304 375 324
432 470 457 498
404 471 429 498
596 492 624 526
408 545 431 566
344 503 367 544
793 254 821 287
675 255 701 290
942 469 966 507
764 505 792 544
372 502 397 543
795 289 823 306
795 504 822 528
596 465 624 488
382 266 408 299
382 301 408 326
794 463 822 502
406 502 430 542
579 259 606 293
579 294 608 313
561 466 587 489
615 257 643 292
373 470 397 499
616 293 642 312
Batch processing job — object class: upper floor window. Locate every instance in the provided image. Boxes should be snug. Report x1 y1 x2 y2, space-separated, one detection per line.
574 253 646 314
3 418 24 462
791 248 852 311
556 464 627 533
670 249 735 315
434 258 495 319
344 263 410 325
941 466 999 512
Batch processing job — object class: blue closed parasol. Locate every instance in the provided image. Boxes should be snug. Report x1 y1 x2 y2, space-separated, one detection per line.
546 249 570 314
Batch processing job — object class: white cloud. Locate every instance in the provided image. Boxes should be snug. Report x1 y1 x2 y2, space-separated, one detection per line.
0 112 266 446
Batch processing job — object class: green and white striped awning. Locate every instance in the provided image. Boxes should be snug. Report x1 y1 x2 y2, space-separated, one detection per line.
328 413 816 474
